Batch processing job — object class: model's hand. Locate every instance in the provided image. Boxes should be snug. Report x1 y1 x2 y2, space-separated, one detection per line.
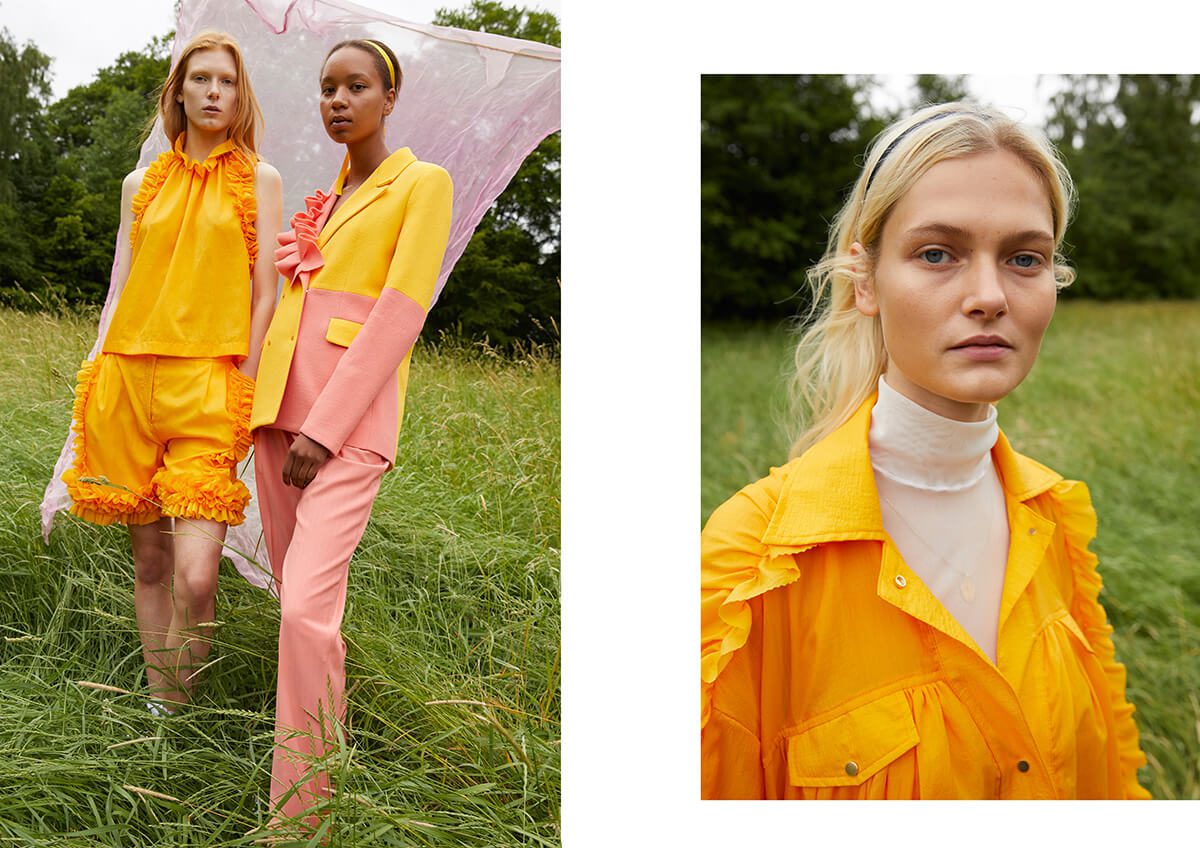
282 434 331 489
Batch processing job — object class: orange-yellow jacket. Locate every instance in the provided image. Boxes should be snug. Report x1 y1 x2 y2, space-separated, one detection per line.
701 395 1149 799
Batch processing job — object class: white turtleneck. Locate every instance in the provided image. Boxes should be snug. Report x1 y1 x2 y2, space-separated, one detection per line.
869 375 1010 663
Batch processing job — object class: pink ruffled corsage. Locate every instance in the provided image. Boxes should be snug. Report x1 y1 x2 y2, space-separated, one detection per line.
274 189 335 288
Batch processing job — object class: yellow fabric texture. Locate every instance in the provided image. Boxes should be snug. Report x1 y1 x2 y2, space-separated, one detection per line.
103 134 257 359
63 354 255 526
251 147 452 439
701 394 1150 800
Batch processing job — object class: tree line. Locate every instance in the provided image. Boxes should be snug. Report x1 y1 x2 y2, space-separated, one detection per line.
702 74 1200 322
0 1 559 348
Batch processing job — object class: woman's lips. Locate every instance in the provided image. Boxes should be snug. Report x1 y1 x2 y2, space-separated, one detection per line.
951 343 1012 361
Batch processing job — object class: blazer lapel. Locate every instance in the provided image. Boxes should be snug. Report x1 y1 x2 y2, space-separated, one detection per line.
318 147 419 249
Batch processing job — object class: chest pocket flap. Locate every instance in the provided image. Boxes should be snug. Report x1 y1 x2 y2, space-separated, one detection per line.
326 317 363 348
786 689 920 787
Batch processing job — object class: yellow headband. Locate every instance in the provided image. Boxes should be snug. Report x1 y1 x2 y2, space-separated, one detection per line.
363 40 395 89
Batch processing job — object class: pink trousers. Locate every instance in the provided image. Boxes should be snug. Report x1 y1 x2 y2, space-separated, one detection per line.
253 427 387 825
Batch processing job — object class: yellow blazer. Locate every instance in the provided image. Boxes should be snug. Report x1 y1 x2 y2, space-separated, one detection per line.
250 147 453 462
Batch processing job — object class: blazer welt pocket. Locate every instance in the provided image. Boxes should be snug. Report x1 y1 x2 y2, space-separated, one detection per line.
326 317 363 348
785 690 920 787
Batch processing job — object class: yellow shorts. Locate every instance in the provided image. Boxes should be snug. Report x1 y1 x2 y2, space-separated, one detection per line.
62 353 255 526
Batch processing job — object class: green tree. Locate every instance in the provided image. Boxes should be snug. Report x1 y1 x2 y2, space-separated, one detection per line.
429 1 560 346
33 36 170 302
701 74 889 322
1046 74 1200 299
0 27 53 291
435 0 560 47
913 74 971 106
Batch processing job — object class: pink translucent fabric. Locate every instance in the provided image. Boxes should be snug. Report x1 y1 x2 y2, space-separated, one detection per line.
40 0 561 591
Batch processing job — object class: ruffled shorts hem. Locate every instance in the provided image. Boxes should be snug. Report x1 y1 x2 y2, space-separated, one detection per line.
154 469 251 527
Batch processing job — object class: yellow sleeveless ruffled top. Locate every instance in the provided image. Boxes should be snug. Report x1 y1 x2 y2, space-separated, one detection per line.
103 134 257 358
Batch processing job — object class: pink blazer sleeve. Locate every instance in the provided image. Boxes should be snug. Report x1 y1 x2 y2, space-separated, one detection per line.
300 165 453 455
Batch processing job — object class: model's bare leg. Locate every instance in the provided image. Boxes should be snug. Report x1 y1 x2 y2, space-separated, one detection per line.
159 517 227 706
129 518 175 702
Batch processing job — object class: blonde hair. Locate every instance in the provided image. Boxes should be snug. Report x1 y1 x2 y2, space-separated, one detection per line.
788 101 1076 458
153 31 263 158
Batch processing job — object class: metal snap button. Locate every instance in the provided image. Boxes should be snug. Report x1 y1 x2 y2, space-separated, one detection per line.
1017 759 1030 773
1028 528 1037 535
845 761 859 777
894 574 907 588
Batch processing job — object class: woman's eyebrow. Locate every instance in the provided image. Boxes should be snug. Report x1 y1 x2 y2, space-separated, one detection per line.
903 223 972 242
189 64 236 78
320 72 371 84
903 223 1054 244
1002 228 1056 245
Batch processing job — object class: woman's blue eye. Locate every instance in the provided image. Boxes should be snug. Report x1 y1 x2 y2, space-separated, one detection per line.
920 249 948 264
1011 254 1041 268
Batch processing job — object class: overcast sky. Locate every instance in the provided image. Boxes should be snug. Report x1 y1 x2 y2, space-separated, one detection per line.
873 74 1065 128
0 0 563 101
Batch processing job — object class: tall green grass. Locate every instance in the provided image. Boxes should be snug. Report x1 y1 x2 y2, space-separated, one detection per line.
0 309 560 845
702 301 1200 799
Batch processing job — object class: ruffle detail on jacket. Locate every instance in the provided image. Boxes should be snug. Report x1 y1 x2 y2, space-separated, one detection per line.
1052 479 1116 650
61 357 160 526
274 189 332 287
1049 478 1152 799
224 149 259 272
225 366 255 462
153 467 250 527
128 152 175 249
701 549 808 730
701 476 813 730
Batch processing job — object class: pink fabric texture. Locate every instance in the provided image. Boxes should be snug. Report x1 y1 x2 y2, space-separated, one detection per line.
253 426 387 825
269 287 406 463
273 188 334 288
301 286 427 458
40 0 561 589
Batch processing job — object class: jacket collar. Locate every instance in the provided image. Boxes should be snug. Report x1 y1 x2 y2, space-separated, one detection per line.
760 393 1063 548
319 147 418 247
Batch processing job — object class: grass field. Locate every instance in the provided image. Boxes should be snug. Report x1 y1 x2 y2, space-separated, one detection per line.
0 308 559 845
702 301 1200 799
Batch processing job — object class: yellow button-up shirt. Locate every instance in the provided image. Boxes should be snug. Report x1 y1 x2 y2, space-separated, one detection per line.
701 395 1149 799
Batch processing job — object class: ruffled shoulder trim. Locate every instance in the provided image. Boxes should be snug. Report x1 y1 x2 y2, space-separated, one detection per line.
128 151 176 248
1046 479 1104 618
701 467 812 729
1046 478 1151 798
224 150 259 272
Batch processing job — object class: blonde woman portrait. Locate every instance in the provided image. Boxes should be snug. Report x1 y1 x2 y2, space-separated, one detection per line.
700 84 1159 800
